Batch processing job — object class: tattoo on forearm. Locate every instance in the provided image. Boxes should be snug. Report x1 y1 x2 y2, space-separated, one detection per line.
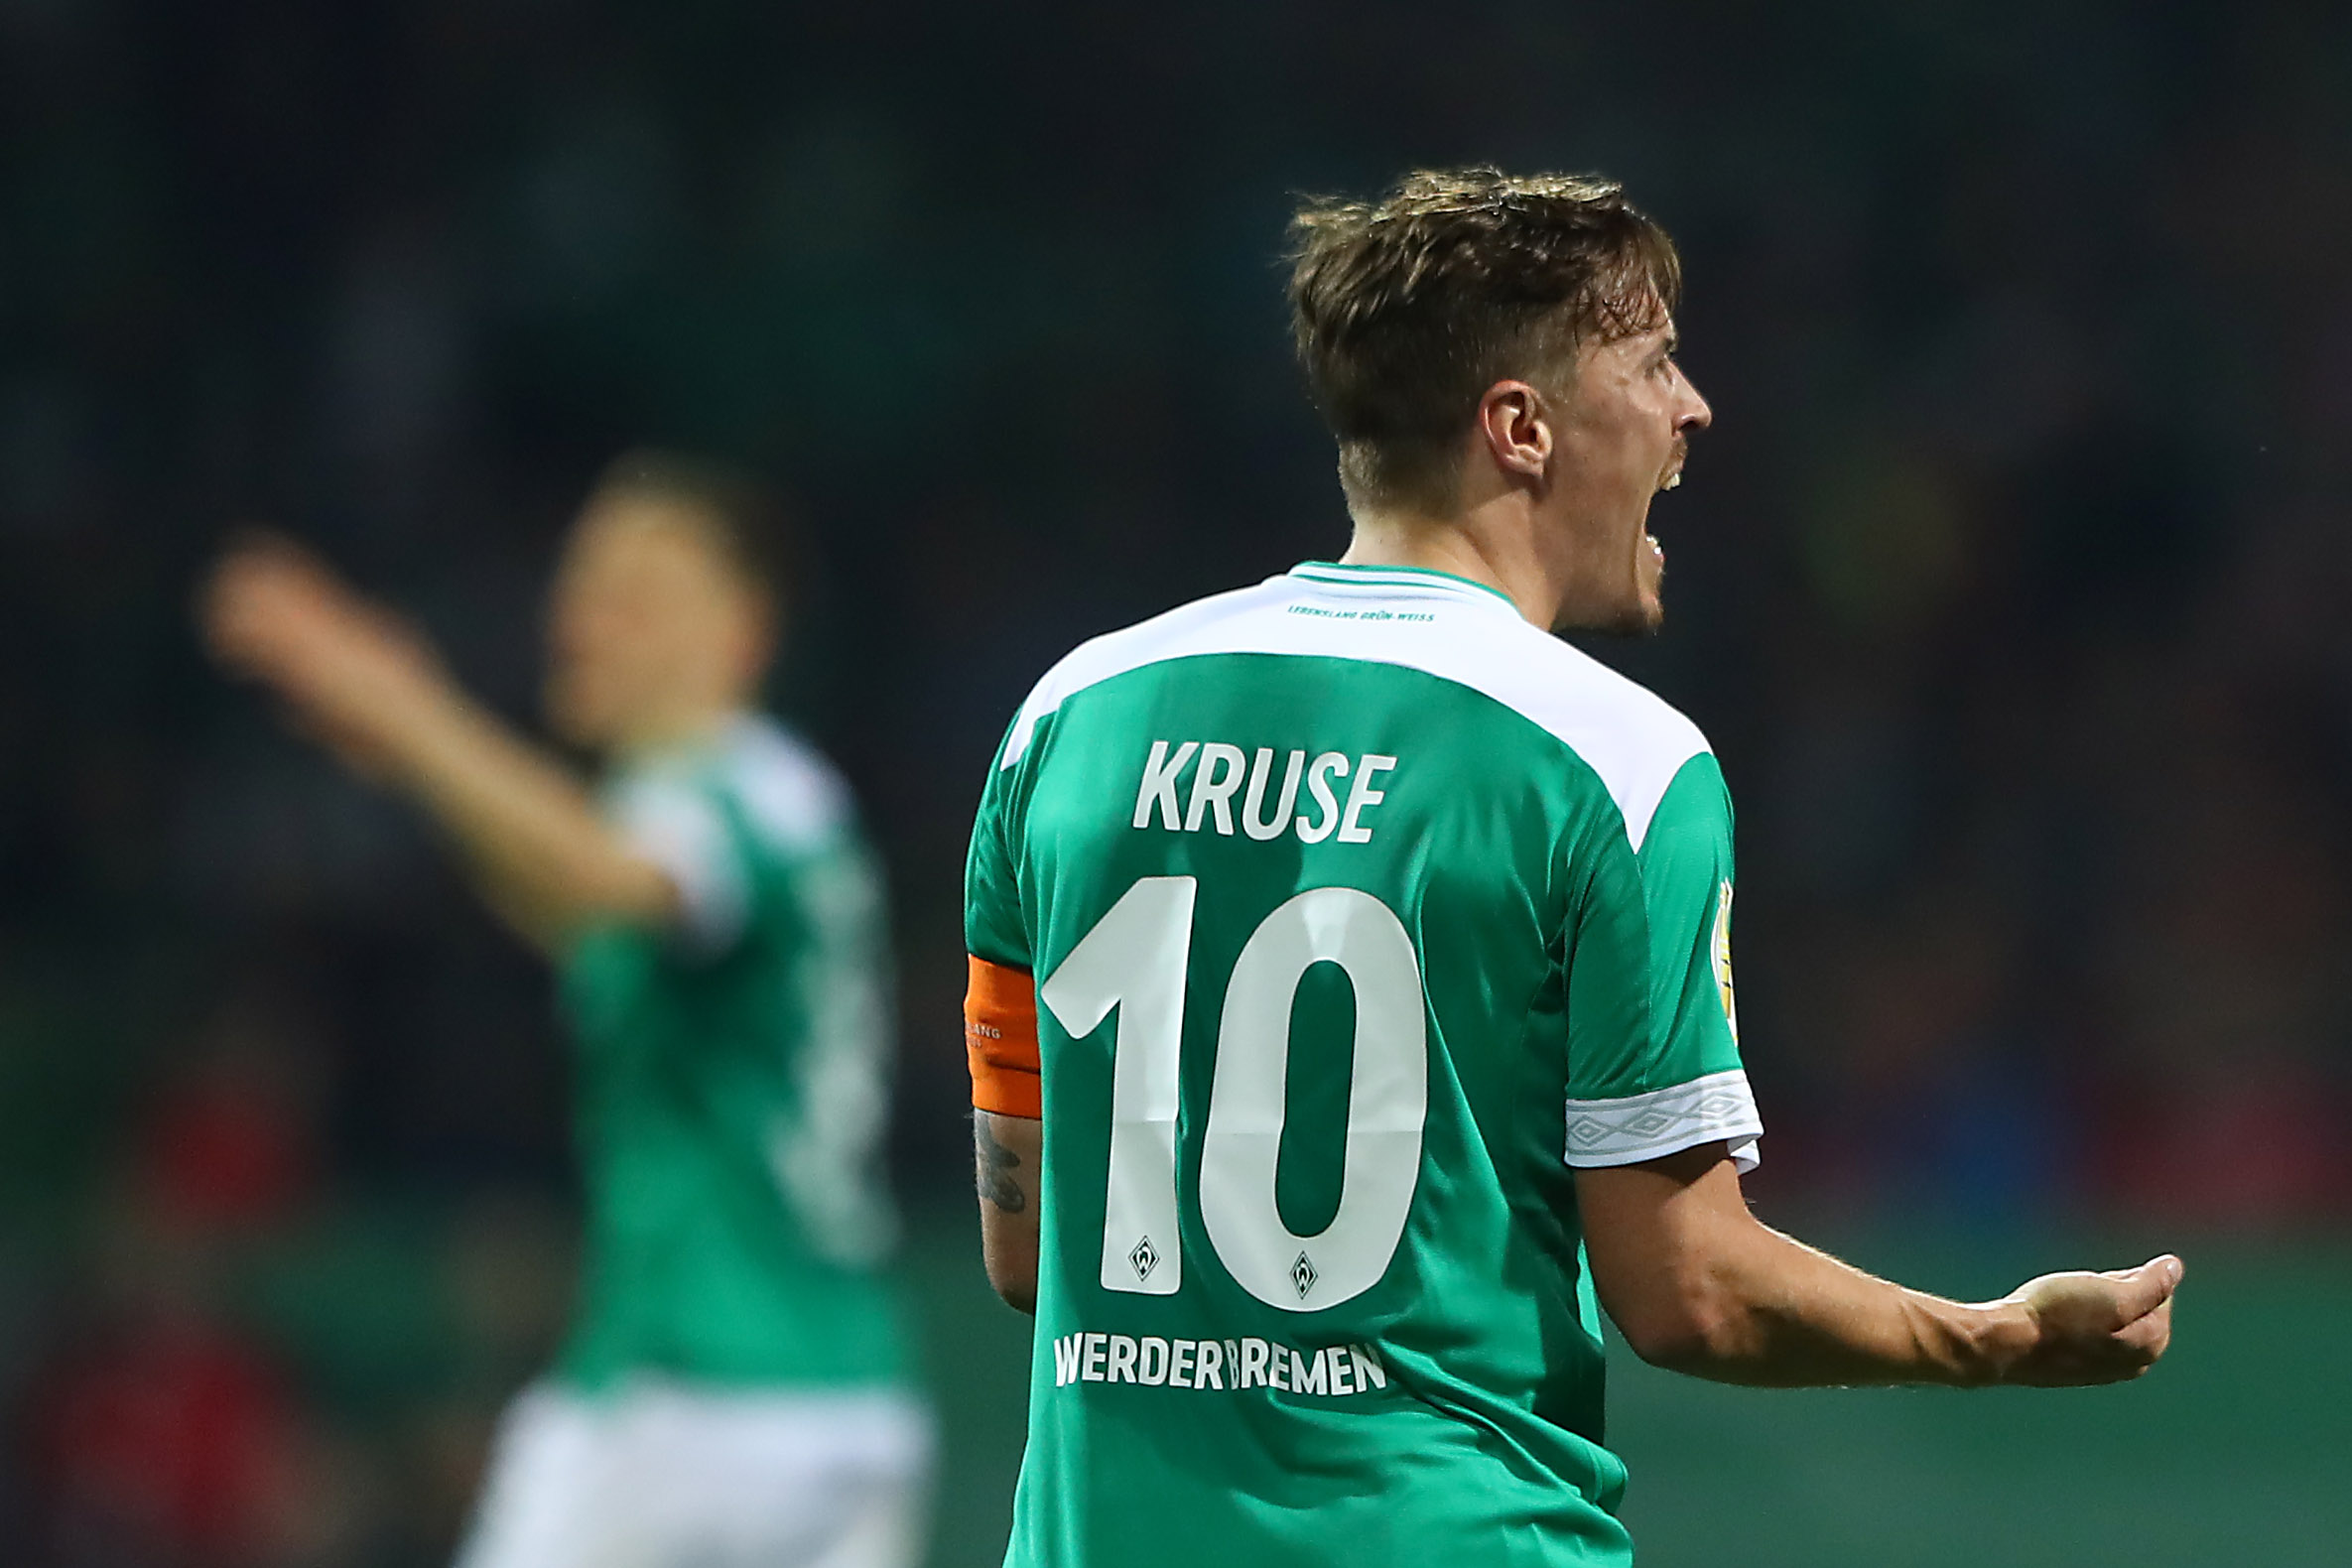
976 1116 1027 1213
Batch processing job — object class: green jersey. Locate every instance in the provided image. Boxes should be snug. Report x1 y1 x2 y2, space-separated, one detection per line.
556 715 912 1392
965 563 1759 1567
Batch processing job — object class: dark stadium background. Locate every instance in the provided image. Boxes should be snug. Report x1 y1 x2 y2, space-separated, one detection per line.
1 2 2347 1563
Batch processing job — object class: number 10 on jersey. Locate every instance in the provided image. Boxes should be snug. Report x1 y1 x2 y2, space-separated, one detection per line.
1038 876 1430 1313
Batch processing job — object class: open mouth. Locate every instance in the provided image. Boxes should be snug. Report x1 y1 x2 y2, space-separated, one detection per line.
1656 441 1689 494
1645 451 1685 575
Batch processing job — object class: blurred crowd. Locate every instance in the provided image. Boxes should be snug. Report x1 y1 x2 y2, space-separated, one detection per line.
1 1 2348 1561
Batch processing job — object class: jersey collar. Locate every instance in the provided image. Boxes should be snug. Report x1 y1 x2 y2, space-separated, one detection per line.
1285 560 1522 616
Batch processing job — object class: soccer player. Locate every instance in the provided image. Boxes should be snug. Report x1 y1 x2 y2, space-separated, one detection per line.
203 454 929 1568
962 170 2180 1566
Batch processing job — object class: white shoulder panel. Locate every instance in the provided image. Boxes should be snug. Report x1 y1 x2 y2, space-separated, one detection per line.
611 772 748 951
722 716 851 852
999 572 1709 850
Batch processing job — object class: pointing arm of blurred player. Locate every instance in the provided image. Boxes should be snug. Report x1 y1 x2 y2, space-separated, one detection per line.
1576 1144 2182 1387
201 537 679 951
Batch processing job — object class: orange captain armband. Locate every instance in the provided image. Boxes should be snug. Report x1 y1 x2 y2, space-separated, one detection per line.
966 956 1042 1119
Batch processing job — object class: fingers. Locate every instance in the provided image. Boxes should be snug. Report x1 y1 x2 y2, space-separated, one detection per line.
2016 1254 2183 1333
210 540 347 626
2008 1311 2169 1386
215 529 338 589
2001 1253 2184 1386
203 538 308 661
201 536 377 683
2112 1296 2173 1364
2104 1254 2185 1325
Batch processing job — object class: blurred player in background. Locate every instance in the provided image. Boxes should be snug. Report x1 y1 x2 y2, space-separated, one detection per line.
204 453 930 1568
962 170 2180 1567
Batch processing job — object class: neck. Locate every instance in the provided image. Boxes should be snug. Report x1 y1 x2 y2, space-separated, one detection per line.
608 700 741 762
1338 489 1564 629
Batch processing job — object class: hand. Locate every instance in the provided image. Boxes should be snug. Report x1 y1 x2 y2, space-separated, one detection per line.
201 536 457 778
1989 1253 2183 1386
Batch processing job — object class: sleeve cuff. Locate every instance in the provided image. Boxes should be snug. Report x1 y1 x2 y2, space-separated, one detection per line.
1565 1068 1763 1173
615 781 748 954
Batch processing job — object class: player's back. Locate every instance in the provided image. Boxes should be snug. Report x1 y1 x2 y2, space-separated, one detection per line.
559 716 912 1391
967 564 1759 1568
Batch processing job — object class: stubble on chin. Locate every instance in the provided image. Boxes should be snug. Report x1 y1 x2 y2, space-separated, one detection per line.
1603 598 1664 638
1610 552 1667 637
1551 587 1663 639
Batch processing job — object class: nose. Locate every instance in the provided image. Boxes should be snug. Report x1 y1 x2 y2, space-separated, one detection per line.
1676 368 1713 434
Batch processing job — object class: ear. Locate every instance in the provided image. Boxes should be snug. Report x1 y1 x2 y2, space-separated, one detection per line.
1476 381 1552 484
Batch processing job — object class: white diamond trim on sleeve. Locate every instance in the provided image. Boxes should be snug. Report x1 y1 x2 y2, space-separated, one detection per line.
1565 1068 1763 1173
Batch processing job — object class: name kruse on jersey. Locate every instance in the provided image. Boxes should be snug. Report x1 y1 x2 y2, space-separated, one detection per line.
1134 741 1397 846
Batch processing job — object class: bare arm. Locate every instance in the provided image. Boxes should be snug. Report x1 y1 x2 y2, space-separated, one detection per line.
347 691 678 949
203 539 677 951
975 1110 1041 1314
1577 1143 2181 1387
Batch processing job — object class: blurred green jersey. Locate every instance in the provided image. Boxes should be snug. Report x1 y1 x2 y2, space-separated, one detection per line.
965 563 1759 1567
555 715 912 1391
